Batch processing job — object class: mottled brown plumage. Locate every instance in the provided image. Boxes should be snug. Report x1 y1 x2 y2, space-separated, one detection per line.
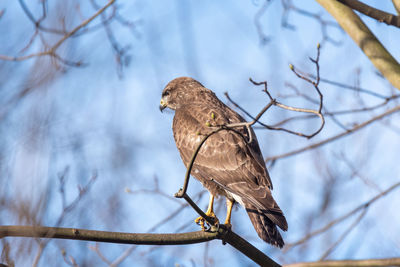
160 77 287 247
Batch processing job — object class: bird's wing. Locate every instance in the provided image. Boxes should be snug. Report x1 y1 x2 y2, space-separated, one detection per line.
174 104 266 185
173 104 265 185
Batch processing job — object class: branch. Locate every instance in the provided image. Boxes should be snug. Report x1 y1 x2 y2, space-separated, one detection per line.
284 257 400 267
266 104 400 162
17 0 116 37
175 128 226 199
281 0 343 45
0 225 280 267
90 0 132 78
318 208 367 260
337 0 400 28
284 181 400 250
0 0 116 64
316 0 400 90
0 225 217 245
94 190 207 266
250 72 325 139
308 75 391 99
260 92 400 130
32 171 97 267
254 0 273 45
224 44 325 139
394 0 400 15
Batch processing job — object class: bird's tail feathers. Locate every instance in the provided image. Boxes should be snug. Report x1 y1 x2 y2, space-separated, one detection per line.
245 203 286 248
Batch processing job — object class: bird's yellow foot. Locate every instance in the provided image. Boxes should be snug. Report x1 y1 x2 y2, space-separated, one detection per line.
224 199 234 230
195 211 219 230
194 216 206 230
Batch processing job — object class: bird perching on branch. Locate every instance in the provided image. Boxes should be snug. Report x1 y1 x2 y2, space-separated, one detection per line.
160 77 288 248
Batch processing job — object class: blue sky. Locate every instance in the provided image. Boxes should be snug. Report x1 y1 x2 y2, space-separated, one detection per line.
1 0 400 266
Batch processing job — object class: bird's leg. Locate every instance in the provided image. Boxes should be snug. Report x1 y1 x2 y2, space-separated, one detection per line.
195 194 219 230
205 194 216 217
224 199 234 229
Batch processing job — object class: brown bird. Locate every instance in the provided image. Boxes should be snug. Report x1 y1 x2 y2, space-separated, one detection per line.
160 77 287 247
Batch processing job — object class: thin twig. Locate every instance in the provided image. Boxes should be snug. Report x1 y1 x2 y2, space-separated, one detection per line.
266 104 400 162
284 181 400 250
318 208 367 260
106 191 206 266
281 0 343 45
90 0 132 78
0 0 116 64
263 94 400 128
32 172 98 267
88 243 112 264
309 75 391 99
225 44 325 139
254 0 272 45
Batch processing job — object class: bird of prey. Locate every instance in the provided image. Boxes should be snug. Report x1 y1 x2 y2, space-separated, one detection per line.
160 77 287 247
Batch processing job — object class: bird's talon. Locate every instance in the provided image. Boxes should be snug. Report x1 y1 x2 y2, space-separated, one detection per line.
195 213 219 231
194 216 206 230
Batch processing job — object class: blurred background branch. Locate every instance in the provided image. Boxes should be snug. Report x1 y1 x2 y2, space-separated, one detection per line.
0 0 116 67
284 257 400 267
317 0 400 90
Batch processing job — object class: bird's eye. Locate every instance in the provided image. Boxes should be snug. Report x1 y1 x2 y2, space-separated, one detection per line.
162 90 170 97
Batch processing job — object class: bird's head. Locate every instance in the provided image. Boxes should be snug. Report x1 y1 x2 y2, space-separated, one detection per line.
160 77 205 112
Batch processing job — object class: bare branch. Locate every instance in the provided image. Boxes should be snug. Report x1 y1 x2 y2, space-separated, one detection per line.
337 0 400 28
88 243 112 265
281 0 343 45
32 171 97 267
0 225 281 267
174 127 227 200
224 44 325 139
254 0 273 45
394 0 400 15
250 44 325 138
284 181 400 250
62 249 79 267
266 104 400 162
100 191 206 266
0 0 116 65
317 0 400 90
0 225 218 244
266 93 400 129
318 208 367 260
17 0 116 37
18 0 67 35
284 257 400 267
337 152 382 192
308 75 392 99
90 0 133 78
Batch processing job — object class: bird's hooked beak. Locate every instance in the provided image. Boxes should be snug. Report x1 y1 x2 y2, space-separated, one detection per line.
159 98 167 112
